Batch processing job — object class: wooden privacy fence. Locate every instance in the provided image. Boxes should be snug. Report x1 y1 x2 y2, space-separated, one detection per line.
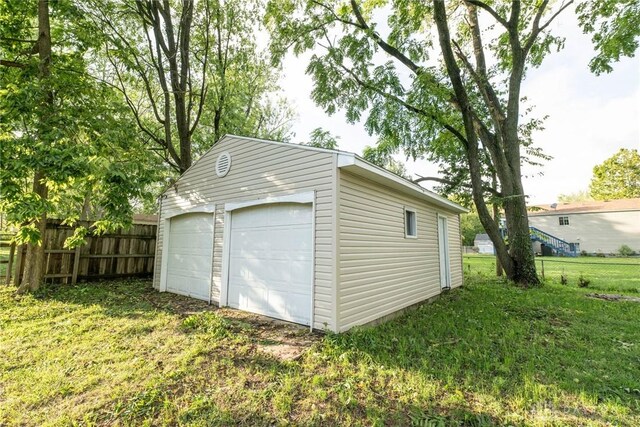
3 219 157 286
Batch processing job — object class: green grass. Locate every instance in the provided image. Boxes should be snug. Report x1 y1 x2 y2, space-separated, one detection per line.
464 254 640 293
1 277 639 426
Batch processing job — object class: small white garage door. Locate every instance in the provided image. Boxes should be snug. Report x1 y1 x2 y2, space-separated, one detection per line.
166 212 214 301
228 203 312 325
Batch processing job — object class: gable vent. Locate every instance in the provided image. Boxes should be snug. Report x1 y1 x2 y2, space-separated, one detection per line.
215 151 232 177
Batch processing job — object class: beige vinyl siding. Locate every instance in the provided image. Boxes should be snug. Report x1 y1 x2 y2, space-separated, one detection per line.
338 170 462 331
528 210 640 253
154 136 335 330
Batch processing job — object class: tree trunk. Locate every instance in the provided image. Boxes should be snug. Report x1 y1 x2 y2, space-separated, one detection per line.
432 0 539 286
17 0 52 294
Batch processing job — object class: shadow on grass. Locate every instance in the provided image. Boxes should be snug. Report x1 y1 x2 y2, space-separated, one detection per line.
320 276 640 424
35 278 216 318
17 277 640 425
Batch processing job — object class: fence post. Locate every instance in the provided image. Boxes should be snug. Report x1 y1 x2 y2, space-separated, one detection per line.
71 246 81 285
4 242 16 285
14 245 25 287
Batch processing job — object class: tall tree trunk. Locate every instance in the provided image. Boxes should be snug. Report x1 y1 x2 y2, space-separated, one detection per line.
17 0 52 294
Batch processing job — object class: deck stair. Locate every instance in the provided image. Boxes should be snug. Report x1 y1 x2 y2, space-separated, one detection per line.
529 227 578 257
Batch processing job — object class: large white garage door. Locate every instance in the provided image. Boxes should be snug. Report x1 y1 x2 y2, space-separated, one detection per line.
228 203 312 325
166 212 214 301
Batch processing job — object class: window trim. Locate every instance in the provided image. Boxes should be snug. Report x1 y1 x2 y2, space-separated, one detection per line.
559 216 570 226
404 207 418 238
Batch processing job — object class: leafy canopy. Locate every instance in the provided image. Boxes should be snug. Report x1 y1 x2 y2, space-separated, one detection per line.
0 0 160 246
589 148 640 200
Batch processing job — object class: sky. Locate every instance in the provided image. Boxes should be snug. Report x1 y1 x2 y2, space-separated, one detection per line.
277 8 640 205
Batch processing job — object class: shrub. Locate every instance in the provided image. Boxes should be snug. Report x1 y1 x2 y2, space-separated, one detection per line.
596 252 606 258
580 250 589 257
618 245 637 257
578 275 591 288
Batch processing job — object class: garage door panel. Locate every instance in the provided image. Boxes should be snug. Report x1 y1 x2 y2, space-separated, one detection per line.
228 203 312 325
165 212 214 301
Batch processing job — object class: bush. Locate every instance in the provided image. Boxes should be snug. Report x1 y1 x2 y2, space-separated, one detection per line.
580 250 589 257
618 245 637 257
578 275 591 288
596 252 606 258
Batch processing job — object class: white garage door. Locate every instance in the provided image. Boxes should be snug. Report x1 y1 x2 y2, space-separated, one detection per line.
166 212 214 301
228 203 312 325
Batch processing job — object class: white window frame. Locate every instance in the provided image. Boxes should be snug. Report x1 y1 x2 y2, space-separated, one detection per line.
404 207 417 238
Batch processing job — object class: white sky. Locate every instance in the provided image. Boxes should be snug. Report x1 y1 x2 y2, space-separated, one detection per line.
277 9 640 205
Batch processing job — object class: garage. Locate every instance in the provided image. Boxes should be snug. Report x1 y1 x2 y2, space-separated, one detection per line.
165 212 214 301
227 203 313 325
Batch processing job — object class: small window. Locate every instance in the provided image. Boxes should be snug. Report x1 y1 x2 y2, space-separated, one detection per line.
405 208 417 238
559 216 569 226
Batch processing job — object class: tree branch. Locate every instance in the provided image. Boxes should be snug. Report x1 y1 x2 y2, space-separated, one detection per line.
464 0 508 27
0 59 26 68
413 175 502 197
349 0 421 75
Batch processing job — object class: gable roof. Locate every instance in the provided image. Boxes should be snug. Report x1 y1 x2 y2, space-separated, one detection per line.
529 198 640 216
166 134 467 214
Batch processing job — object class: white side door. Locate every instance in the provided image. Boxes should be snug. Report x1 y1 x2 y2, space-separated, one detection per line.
438 215 451 289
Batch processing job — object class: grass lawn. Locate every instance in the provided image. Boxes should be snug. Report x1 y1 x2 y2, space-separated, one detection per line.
1 277 639 426
464 254 640 293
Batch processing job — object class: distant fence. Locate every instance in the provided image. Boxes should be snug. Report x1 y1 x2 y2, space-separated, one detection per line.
463 254 640 290
1 219 157 286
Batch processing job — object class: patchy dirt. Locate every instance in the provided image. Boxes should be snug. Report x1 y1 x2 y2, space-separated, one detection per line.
586 293 640 303
142 285 322 361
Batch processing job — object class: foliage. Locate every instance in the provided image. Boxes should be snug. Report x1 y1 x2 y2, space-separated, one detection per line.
558 190 593 203
84 0 294 173
266 0 577 284
589 148 640 200
618 245 637 257
1 278 639 425
577 0 640 75
0 0 160 247
578 274 591 288
361 144 408 178
460 212 485 246
305 127 339 149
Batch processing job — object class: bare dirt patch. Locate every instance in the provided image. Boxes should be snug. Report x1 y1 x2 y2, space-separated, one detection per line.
586 293 640 303
142 285 321 360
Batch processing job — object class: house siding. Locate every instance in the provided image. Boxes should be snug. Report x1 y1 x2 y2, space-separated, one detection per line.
154 136 335 330
528 210 640 254
337 170 463 332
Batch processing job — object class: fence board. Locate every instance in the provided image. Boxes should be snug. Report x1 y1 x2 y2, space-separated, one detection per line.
4 219 156 285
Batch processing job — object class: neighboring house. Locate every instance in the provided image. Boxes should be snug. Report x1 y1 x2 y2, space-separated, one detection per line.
528 199 640 254
474 234 495 254
153 135 466 333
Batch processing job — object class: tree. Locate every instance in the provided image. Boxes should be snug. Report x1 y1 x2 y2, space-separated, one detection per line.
577 0 640 75
305 127 340 149
1 0 159 292
589 148 640 200
361 145 408 178
267 0 583 285
461 212 484 247
558 190 593 203
87 0 294 173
